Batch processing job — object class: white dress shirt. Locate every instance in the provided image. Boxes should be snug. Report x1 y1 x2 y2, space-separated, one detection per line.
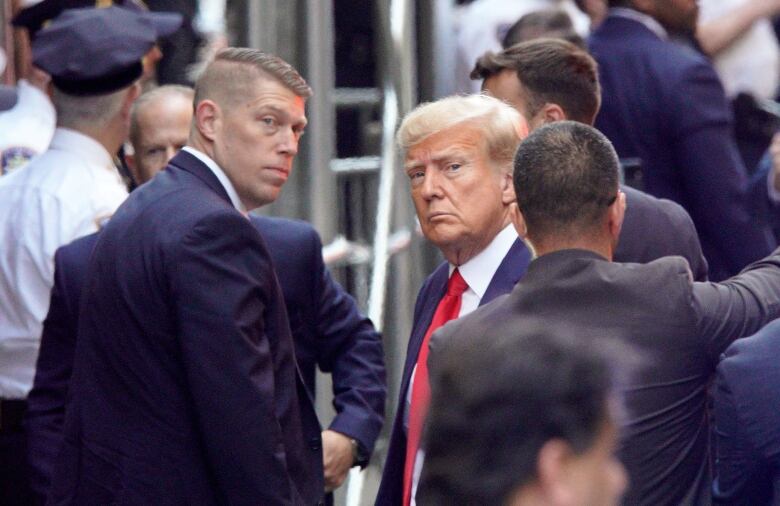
0 128 128 399
408 224 519 504
181 146 245 213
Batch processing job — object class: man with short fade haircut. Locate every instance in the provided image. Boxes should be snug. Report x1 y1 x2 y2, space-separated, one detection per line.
49 48 323 504
473 37 709 281
590 0 776 280
419 332 628 506
430 121 780 506
125 84 194 184
0 7 162 504
376 94 533 506
26 82 386 500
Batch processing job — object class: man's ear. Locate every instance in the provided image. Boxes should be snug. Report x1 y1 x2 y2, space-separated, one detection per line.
537 439 576 506
608 190 627 246
501 171 517 205
540 103 567 124
194 99 220 142
510 203 527 238
121 82 141 119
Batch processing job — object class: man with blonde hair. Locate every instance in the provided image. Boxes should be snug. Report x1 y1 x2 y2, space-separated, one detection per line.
376 94 532 506
48 47 323 504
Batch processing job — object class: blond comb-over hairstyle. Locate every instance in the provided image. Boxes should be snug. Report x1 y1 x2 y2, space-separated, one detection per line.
396 94 528 173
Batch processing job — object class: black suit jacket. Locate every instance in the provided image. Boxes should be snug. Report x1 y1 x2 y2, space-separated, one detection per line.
46 151 324 505
428 248 780 506
25 214 386 501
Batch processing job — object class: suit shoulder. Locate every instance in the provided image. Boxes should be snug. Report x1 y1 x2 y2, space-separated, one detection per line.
627 255 693 278
250 215 319 244
56 231 100 269
624 186 694 226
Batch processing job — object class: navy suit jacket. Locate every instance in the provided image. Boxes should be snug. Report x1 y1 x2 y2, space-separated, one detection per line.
374 238 533 506
45 151 323 505
714 319 780 505
590 14 775 280
26 194 386 501
617 185 708 281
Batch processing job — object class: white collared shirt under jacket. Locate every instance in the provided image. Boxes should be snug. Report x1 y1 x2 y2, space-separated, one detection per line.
0 127 128 399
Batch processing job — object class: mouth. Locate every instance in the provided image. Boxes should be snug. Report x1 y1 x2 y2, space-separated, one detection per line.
427 211 454 222
265 166 290 179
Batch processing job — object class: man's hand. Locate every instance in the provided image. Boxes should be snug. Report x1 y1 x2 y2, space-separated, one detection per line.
322 429 354 492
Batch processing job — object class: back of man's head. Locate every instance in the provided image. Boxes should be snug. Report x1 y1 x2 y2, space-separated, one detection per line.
501 9 585 49
472 38 600 125
419 331 626 505
513 121 620 244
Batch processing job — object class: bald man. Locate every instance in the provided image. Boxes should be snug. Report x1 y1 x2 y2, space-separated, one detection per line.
125 85 193 184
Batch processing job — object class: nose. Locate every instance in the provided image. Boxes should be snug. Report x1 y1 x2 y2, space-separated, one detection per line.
419 168 442 201
277 127 299 157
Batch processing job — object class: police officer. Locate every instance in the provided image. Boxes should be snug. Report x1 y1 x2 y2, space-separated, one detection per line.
0 0 182 176
0 7 176 504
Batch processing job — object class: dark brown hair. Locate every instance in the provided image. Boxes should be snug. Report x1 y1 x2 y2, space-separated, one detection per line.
472 38 600 124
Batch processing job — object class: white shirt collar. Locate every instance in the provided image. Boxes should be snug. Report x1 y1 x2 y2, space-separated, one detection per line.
181 146 246 213
49 127 115 172
449 224 518 299
609 7 668 40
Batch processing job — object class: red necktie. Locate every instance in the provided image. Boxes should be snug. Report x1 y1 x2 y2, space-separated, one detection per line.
403 269 469 506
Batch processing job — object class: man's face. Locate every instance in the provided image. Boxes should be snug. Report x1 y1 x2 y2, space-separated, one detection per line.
483 70 545 131
129 94 192 183
404 123 513 260
213 76 307 210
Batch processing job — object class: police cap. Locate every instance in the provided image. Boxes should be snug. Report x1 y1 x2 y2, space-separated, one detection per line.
32 6 159 96
13 0 182 41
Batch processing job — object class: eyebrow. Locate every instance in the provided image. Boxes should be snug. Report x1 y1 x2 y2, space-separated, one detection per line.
258 104 308 127
404 150 468 169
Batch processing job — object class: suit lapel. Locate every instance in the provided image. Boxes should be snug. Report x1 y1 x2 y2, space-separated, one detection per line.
399 264 449 402
481 238 532 306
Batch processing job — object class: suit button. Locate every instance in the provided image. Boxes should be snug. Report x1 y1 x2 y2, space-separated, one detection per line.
309 437 321 451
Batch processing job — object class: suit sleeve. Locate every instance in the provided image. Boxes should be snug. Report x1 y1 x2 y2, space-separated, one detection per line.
692 247 780 363
171 212 295 505
712 362 761 505
670 61 774 275
308 228 386 463
24 248 78 500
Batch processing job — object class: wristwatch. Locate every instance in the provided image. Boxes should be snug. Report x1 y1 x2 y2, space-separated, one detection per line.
349 438 369 467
